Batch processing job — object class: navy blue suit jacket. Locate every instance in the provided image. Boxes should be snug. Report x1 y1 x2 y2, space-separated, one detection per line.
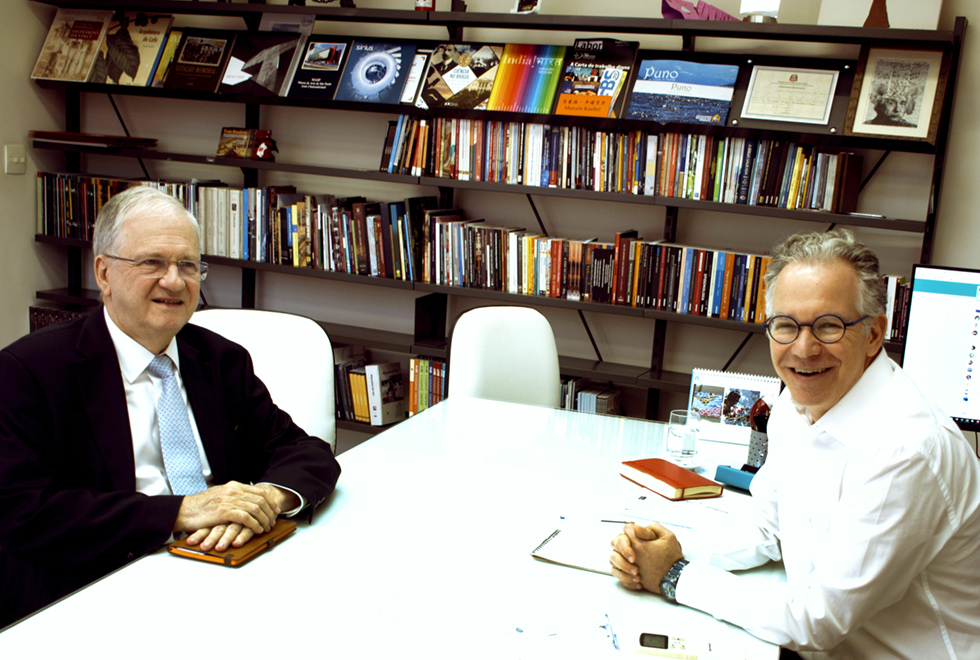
0 309 340 625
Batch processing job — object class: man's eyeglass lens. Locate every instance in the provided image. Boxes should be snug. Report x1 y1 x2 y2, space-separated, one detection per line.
765 314 865 344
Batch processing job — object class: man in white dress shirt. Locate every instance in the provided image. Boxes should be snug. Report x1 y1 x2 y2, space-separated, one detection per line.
610 228 980 659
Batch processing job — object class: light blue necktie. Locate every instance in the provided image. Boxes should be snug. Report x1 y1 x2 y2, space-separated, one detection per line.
147 355 207 496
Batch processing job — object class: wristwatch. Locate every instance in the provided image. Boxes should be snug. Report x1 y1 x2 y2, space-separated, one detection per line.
659 559 689 603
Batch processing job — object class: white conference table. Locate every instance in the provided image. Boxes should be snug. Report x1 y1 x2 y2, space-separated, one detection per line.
0 396 779 659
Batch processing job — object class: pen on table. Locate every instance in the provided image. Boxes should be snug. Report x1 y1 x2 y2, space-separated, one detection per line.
601 519 692 530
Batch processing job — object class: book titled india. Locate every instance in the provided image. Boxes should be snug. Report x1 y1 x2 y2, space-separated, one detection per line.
486 43 567 114
287 39 350 100
625 59 739 125
416 43 503 111
334 41 418 104
553 38 639 119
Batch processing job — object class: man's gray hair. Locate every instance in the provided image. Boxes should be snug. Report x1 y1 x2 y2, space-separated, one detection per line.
92 186 200 258
764 228 887 320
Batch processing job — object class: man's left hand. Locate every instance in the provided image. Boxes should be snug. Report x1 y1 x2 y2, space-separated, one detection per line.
184 484 298 552
609 522 685 594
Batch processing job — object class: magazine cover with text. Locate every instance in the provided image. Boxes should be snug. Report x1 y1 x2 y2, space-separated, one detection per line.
416 43 503 110
334 40 418 104
625 59 739 125
287 39 350 100
553 38 638 119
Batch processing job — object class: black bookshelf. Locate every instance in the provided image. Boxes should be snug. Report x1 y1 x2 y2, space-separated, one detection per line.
29 0 965 421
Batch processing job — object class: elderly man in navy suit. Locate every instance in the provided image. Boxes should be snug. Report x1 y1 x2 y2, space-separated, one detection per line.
0 186 340 626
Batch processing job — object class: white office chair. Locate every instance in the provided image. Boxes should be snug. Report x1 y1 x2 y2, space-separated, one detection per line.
190 308 336 453
447 306 561 407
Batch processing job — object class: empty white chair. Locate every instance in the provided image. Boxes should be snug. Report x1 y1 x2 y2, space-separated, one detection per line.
448 306 561 407
191 308 335 453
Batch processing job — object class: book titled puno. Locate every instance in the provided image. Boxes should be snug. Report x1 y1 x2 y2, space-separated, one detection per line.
625 60 739 125
620 458 723 500
486 43 566 114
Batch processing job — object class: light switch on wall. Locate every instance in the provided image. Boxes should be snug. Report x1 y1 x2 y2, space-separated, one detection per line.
5 144 26 175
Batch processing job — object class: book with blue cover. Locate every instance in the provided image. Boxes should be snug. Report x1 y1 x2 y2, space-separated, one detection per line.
334 40 418 104
625 59 739 125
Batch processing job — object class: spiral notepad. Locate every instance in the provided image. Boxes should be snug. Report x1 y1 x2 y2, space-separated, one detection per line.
688 368 781 446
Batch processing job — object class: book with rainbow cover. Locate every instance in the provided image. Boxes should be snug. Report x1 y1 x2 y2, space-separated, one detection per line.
486 43 566 114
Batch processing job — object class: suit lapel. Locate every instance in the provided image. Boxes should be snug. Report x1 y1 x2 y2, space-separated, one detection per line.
74 310 137 491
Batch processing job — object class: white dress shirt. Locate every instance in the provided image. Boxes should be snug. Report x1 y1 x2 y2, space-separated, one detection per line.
104 309 213 496
104 309 304 513
676 351 980 659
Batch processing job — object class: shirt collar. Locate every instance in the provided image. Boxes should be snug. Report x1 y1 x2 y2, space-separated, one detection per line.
793 350 893 445
103 307 180 383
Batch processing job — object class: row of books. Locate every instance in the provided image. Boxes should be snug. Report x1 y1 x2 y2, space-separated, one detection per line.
884 275 911 342
334 346 407 426
35 9 753 126
35 172 191 240
407 357 447 417
382 115 862 212
28 304 92 333
35 171 913 329
35 172 769 320
561 377 622 414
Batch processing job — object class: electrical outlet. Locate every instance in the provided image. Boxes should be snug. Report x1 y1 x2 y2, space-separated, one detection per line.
5 144 26 175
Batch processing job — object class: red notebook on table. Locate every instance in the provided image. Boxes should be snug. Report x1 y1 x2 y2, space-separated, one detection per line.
621 458 723 501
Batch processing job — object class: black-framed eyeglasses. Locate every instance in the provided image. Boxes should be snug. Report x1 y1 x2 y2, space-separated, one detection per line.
104 255 209 281
764 314 870 344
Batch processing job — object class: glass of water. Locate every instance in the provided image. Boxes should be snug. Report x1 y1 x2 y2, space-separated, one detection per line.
665 409 700 468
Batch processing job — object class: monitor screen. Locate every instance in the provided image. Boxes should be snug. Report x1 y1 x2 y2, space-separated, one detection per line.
901 264 980 432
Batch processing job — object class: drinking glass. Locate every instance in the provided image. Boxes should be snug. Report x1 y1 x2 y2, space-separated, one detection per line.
665 409 700 468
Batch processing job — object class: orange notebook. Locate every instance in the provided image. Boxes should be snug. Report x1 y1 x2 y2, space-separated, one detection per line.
621 458 723 501
167 519 297 567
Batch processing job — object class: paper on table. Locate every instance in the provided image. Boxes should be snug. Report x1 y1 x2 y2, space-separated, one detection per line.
530 521 619 575
531 488 746 575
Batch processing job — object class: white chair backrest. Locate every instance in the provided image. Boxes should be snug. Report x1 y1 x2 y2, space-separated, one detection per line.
448 306 561 408
190 308 335 453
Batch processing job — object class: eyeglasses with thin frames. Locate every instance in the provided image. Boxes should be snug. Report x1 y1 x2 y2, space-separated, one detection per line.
104 255 209 281
764 314 870 344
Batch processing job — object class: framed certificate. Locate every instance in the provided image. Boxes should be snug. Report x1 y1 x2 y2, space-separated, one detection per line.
740 65 839 125
845 47 949 143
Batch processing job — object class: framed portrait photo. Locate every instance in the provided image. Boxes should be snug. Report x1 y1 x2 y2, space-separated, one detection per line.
845 47 950 143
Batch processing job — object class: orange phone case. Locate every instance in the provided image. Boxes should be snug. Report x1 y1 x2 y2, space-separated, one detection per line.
167 519 297 567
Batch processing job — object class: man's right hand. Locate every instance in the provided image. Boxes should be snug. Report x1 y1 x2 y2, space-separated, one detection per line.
174 480 281 539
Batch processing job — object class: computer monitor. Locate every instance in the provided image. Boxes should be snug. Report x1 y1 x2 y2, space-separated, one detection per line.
901 264 980 433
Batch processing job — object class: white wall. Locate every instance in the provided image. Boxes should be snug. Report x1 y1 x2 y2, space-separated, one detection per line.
5 0 979 420
1 2 67 347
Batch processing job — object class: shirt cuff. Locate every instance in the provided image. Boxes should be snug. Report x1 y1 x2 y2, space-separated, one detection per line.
257 482 306 517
